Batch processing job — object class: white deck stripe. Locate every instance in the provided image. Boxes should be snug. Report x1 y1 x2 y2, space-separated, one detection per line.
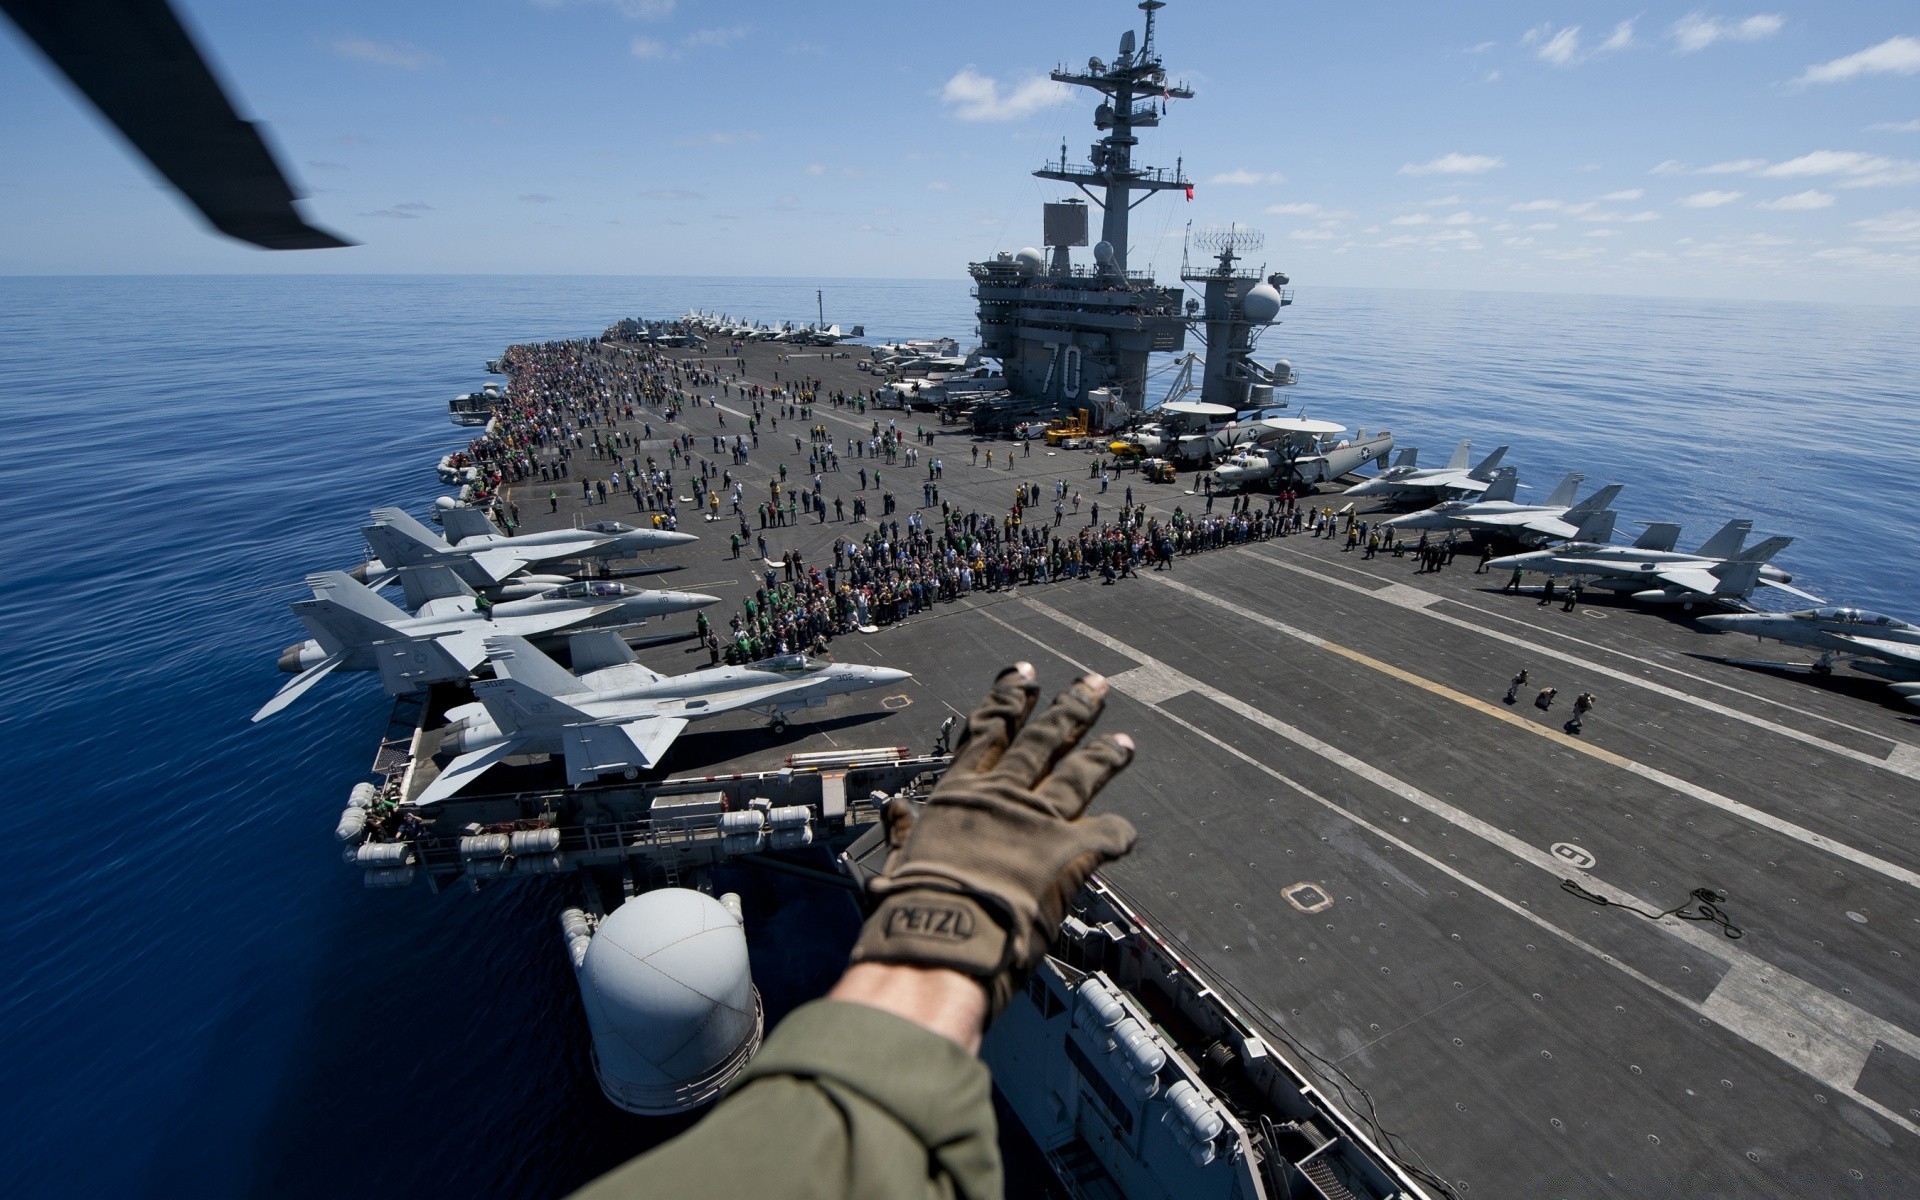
1247 544 1917 777
989 600 1920 1137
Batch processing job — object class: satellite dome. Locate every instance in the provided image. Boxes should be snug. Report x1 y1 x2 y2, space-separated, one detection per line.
578 888 762 1114
1272 358 1295 384
1242 282 1284 324
433 495 459 511
1014 247 1046 275
1093 239 1116 265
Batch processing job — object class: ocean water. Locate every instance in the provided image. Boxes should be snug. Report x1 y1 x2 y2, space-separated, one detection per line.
0 274 1914 1199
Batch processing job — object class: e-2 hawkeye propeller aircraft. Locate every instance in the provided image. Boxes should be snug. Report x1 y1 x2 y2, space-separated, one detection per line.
1699 607 1920 706
1343 439 1510 504
412 635 912 805
254 571 718 722
1486 519 1819 608
361 505 696 589
1209 420 1395 491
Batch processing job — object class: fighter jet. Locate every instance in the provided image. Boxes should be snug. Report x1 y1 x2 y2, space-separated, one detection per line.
1698 607 1920 703
412 635 913 804
253 571 718 721
362 506 696 588
1486 520 1820 608
1383 472 1622 544
1344 440 1510 504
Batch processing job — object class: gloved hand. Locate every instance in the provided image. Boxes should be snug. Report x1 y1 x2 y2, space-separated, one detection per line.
851 662 1136 1016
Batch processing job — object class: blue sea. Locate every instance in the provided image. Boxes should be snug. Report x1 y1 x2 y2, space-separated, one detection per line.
1 275 1914 1199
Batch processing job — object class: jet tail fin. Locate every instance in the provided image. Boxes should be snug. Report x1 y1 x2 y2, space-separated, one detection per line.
362 521 443 570
370 506 449 549
1562 483 1624 521
1709 560 1764 596
1733 534 1792 564
1570 509 1617 543
439 506 501 545
1543 472 1586 509
1446 439 1471 471
1694 519 1753 561
568 630 638 672
484 635 590 697
1390 447 1418 469
1467 446 1509 482
293 598 396 652
1480 467 1518 504
397 565 475 611
1632 522 1682 552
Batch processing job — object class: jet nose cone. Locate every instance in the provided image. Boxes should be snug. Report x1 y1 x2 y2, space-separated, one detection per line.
278 642 308 673
871 666 912 685
678 592 723 609
654 531 700 546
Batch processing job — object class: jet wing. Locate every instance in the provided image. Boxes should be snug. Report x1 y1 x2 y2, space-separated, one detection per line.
561 718 689 785
466 546 534 583
375 634 487 694
250 653 343 723
1761 580 1827 604
1838 636 1920 667
410 743 519 808
1648 567 1723 597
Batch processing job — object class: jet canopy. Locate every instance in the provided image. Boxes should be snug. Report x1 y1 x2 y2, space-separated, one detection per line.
754 653 822 673
583 520 639 535
1798 607 1910 629
542 580 642 600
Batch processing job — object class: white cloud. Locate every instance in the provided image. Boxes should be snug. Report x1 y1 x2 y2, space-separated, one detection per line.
1679 189 1744 207
1597 20 1637 55
1868 118 1920 133
1650 159 1689 175
1288 229 1339 241
327 37 438 69
1399 152 1505 176
1755 190 1835 210
1526 222 1559 231
1670 13 1785 55
1600 188 1645 201
1523 23 1583 66
1510 198 1566 211
1389 213 1434 226
1207 169 1286 185
684 25 750 49
804 163 826 176
630 37 667 59
1757 150 1920 187
1466 41 1498 54
940 67 1071 121
1795 36 1920 87
1438 211 1482 225
679 130 763 146
1853 210 1920 242
1701 158 1769 174
1265 202 1324 216
1586 228 1621 237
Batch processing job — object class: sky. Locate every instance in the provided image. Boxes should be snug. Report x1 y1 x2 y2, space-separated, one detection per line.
3 0 1919 304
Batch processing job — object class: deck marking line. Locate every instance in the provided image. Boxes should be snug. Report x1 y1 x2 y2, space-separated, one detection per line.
1144 569 1920 891
996 600 1920 1137
1247 545 1916 776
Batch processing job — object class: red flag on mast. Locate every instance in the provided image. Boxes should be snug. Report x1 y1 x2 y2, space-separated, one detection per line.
1184 185 1194 201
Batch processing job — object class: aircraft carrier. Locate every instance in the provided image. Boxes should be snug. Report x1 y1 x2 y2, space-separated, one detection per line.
323 5 1920 1196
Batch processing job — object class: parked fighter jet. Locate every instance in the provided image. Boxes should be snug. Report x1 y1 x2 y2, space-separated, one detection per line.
411 635 912 804
1699 607 1920 703
1383 472 1622 544
1343 440 1510 504
253 572 718 721
1487 520 1820 607
362 506 696 588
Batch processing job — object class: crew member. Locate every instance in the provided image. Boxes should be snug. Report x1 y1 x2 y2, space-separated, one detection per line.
572 665 1135 1200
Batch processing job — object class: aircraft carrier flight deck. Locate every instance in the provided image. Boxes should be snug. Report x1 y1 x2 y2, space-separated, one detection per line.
379 328 1920 1198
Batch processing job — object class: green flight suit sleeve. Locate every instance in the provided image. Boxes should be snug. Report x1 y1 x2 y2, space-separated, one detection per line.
570 999 1002 1200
